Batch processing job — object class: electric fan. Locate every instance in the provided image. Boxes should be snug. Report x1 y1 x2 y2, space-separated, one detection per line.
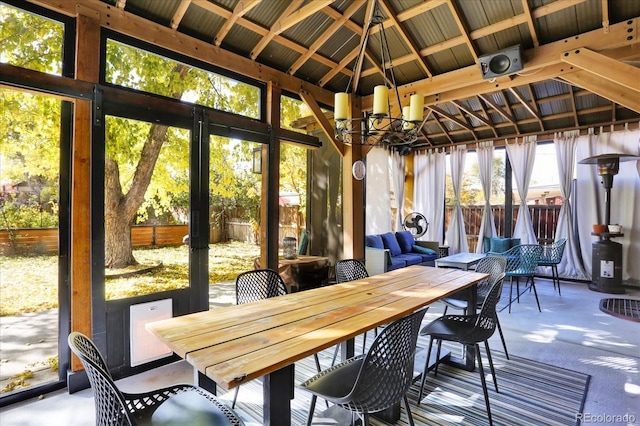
403 212 428 238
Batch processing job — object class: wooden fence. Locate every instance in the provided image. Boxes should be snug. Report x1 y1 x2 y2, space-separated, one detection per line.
1 204 562 255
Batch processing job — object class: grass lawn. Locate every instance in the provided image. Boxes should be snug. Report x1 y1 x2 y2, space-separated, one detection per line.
0 241 260 316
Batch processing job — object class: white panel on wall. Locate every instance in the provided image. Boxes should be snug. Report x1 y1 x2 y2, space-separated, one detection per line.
130 299 173 367
366 147 391 234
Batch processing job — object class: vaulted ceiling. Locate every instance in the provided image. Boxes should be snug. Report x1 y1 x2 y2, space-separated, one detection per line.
37 0 640 148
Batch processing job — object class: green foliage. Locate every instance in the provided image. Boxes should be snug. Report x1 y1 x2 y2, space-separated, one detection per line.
0 203 58 229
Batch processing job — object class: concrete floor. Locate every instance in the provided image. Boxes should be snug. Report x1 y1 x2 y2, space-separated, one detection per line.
1 278 638 425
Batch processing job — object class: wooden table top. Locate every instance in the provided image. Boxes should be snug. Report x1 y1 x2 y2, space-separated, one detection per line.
147 265 488 390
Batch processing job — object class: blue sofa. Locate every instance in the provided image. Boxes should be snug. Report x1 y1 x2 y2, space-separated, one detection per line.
364 231 439 275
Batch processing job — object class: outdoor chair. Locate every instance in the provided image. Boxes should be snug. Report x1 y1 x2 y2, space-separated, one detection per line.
489 244 543 313
67 332 244 426
418 274 506 426
441 255 510 358
537 238 567 295
299 307 428 426
233 268 321 408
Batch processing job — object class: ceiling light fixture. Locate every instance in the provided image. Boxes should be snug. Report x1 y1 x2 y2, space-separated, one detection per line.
333 0 423 149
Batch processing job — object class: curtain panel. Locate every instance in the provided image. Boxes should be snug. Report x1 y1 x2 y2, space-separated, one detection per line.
413 148 446 244
476 141 497 253
506 136 538 244
445 145 469 254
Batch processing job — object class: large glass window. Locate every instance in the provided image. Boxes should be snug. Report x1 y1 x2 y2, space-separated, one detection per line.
105 39 261 119
104 116 190 299
0 3 64 75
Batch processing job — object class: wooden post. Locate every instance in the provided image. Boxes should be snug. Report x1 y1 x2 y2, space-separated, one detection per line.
70 9 100 370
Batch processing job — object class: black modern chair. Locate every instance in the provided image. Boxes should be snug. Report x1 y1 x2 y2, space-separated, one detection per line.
333 259 373 362
68 332 244 426
232 268 321 408
537 237 567 295
299 307 428 426
441 255 510 358
490 244 543 313
417 274 506 426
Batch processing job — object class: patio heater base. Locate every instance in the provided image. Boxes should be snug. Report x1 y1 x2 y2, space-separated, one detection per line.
589 239 625 294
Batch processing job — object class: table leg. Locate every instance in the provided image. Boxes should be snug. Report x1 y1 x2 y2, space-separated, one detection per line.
264 364 294 426
196 370 217 395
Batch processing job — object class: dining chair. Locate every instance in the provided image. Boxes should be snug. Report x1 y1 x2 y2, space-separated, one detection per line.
299 307 428 426
537 238 567 295
441 255 510 359
233 268 322 408
417 274 506 426
490 244 543 313
68 332 244 426
332 259 373 362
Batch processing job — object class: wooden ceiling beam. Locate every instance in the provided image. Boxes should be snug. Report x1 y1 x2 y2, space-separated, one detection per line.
250 1 304 60
379 0 432 77
561 70 640 113
288 1 364 75
214 0 261 46
521 0 539 48
299 89 343 156
508 86 543 131
428 106 474 132
445 0 478 62
170 0 190 30
561 47 640 93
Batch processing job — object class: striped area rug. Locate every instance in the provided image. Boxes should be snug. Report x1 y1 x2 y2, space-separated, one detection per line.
224 341 590 426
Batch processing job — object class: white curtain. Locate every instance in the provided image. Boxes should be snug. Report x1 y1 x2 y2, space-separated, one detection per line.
445 145 469 254
576 125 640 284
365 147 391 235
391 151 406 232
506 136 537 244
476 141 497 253
553 131 589 280
414 148 446 243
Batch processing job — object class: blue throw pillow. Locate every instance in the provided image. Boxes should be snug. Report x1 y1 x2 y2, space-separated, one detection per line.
412 245 436 255
395 231 416 253
365 234 384 249
490 237 511 253
381 232 402 256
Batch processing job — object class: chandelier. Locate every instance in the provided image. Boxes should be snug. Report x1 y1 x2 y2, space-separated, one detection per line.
334 0 423 148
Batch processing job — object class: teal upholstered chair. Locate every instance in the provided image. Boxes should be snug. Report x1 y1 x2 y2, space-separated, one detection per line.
537 238 567 295
490 244 543 313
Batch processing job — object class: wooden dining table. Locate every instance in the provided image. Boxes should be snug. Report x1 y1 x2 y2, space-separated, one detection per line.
147 265 488 426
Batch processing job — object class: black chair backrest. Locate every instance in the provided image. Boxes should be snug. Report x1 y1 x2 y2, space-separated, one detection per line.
475 255 507 299
341 307 428 412
473 273 506 340
68 332 135 426
235 269 287 304
335 259 368 283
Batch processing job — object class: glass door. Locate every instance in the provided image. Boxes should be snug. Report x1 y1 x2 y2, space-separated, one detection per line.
0 87 67 397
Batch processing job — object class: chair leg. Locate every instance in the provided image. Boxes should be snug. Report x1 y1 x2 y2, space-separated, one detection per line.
232 386 240 409
508 277 515 313
553 265 561 296
418 337 435 404
404 394 415 426
530 277 542 312
314 354 321 372
306 395 317 426
495 315 509 360
434 339 443 377
475 344 494 426
484 340 498 393
516 277 520 303
443 305 448 316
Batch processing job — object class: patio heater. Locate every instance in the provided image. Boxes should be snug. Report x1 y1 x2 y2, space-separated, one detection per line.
578 153 638 294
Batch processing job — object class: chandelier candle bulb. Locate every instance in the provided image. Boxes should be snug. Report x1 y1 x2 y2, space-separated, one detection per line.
373 85 389 116
334 92 349 121
403 106 414 130
409 94 424 122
